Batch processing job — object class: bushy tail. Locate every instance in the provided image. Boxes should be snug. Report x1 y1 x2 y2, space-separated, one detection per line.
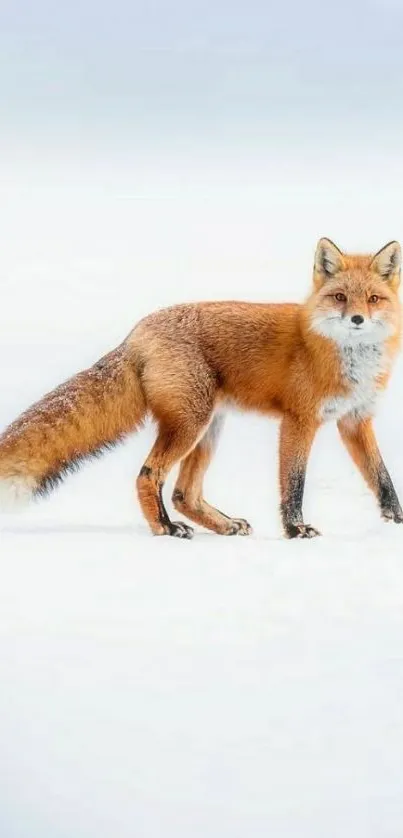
0 342 147 507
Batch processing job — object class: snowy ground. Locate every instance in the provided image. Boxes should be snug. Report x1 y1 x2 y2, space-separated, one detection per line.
2 342 403 838
1 157 403 836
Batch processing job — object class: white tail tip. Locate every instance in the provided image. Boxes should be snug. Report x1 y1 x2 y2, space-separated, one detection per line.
0 476 35 511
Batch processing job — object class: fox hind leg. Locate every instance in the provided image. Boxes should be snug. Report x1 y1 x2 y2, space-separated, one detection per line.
172 414 252 535
136 418 214 538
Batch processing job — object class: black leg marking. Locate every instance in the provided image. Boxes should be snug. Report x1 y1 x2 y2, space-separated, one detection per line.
139 465 152 478
281 468 304 534
172 488 185 503
281 467 320 539
157 483 170 526
377 464 403 523
157 484 194 539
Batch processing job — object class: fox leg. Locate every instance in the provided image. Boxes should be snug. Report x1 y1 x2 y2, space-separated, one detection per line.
279 414 319 538
172 414 252 535
338 417 403 523
136 418 214 538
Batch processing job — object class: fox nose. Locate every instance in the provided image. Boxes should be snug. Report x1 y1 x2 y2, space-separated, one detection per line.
351 314 364 326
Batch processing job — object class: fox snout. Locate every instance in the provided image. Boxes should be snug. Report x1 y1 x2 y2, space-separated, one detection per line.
346 311 369 330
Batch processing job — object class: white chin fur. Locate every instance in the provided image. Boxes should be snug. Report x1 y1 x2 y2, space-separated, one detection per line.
310 315 395 345
0 476 35 511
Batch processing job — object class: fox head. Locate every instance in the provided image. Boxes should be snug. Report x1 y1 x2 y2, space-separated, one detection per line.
308 238 401 345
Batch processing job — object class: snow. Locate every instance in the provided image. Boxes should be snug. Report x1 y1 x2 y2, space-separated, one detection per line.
1 156 403 837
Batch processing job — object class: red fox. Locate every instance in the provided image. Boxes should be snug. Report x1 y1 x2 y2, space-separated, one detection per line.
0 238 401 538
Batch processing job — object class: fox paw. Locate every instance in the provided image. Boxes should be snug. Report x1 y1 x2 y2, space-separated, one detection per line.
157 521 194 539
382 509 403 524
224 518 253 536
285 523 321 539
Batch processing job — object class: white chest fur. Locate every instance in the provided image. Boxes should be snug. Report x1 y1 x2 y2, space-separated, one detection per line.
319 343 388 423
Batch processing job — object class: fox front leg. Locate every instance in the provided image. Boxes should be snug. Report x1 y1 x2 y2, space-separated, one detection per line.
279 414 320 539
338 417 403 524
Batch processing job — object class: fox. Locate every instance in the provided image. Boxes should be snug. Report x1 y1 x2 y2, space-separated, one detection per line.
0 237 401 539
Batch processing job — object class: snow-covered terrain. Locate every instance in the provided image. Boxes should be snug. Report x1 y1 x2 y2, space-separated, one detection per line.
1 155 403 837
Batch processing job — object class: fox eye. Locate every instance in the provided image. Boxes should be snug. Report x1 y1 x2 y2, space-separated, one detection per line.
335 293 347 302
368 294 379 304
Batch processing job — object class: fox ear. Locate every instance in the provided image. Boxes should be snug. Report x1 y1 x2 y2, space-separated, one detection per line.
313 238 345 286
370 241 401 286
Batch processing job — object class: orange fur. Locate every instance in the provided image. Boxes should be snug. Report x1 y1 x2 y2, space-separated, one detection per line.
0 238 401 538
